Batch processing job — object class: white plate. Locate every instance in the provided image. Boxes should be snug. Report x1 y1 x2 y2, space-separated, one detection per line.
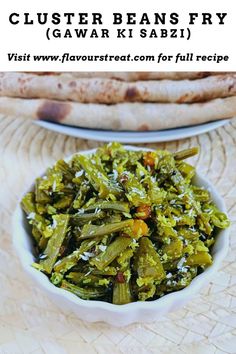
35 120 229 143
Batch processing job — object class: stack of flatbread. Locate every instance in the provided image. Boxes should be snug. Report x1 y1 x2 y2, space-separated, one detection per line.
0 71 236 131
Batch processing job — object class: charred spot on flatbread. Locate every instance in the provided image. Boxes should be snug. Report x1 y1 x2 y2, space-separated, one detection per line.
68 81 77 88
177 94 190 103
27 72 57 76
228 83 236 92
37 101 71 122
177 93 204 103
111 76 123 81
198 72 211 78
137 124 150 131
124 87 140 101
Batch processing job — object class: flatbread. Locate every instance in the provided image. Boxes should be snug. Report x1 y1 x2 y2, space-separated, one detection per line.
0 96 235 131
31 71 232 81
0 72 236 104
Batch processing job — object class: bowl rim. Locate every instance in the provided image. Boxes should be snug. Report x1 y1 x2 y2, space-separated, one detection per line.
12 145 230 314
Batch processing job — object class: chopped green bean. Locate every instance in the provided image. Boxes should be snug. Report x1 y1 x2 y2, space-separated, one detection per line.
54 238 99 273
76 154 122 198
84 201 130 213
90 236 132 270
71 210 106 225
113 282 132 305
39 214 69 273
174 147 199 161
60 280 108 300
79 220 133 240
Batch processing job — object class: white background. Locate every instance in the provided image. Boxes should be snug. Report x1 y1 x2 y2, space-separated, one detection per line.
0 0 235 71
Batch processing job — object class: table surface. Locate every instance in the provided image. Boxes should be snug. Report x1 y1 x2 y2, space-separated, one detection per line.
0 115 235 354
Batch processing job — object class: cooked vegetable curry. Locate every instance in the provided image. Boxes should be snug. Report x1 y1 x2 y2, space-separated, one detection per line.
21 143 230 304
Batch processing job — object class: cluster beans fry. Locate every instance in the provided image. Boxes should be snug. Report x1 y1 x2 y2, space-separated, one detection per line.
21 143 230 304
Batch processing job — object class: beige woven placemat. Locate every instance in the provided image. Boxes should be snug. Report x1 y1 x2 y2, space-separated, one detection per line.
0 115 235 354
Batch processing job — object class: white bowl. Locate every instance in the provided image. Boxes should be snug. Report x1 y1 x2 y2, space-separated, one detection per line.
12 146 230 326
